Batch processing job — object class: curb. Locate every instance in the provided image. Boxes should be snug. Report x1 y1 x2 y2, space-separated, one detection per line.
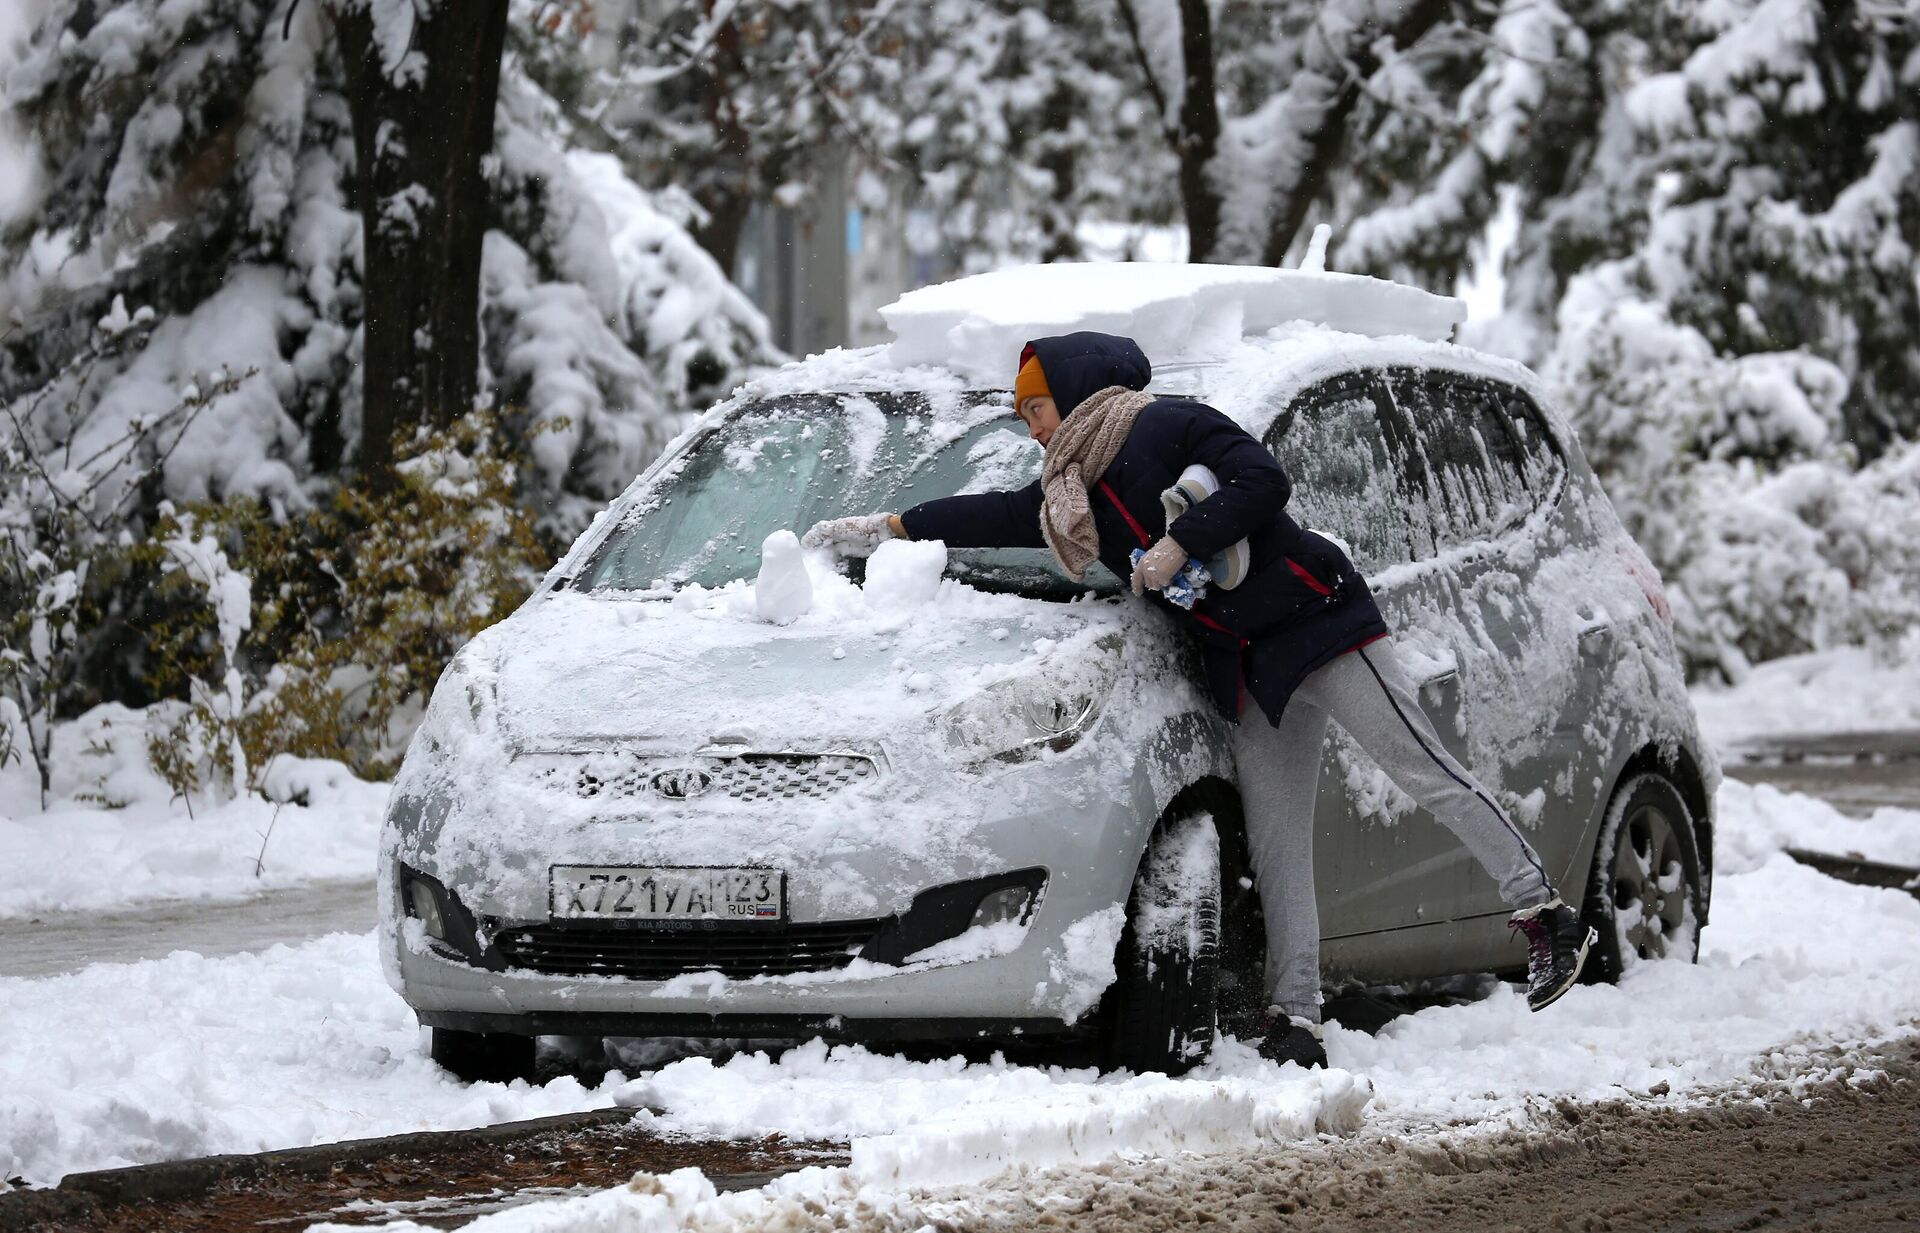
0 1107 641 1228
1786 848 1920 899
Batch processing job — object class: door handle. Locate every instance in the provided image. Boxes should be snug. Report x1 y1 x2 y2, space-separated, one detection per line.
1577 621 1613 645
1418 667 1458 691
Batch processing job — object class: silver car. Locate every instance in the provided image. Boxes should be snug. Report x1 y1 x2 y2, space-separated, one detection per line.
380 331 1714 1081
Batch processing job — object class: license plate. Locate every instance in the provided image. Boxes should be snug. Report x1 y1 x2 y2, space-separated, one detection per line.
550 866 784 921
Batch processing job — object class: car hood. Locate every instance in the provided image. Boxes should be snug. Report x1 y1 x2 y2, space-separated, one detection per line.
481 574 1129 751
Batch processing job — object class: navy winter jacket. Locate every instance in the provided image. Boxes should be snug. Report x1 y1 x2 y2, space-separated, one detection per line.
900 332 1389 726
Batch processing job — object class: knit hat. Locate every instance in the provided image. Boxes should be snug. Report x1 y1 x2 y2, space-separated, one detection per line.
1014 347 1051 410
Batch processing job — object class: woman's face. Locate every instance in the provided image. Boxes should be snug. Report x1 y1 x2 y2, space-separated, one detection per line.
1015 396 1062 448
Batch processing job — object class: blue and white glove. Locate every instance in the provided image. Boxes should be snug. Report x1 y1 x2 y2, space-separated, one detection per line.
1130 545 1212 609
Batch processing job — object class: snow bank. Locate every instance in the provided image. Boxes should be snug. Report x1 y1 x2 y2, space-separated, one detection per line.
614 1041 1367 1190
0 933 621 1185
1691 642 1920 750
1713 779 1920 874
880 263 1467 381
0 704 387 918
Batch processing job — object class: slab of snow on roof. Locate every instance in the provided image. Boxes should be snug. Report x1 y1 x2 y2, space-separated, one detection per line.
881 263 1467 381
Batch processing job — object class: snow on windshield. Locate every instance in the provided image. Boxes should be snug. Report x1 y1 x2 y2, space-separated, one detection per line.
575 391 1108 596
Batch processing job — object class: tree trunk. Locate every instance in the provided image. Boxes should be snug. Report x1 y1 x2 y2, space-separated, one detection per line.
690 0 755 278
1256 0 1450 267
695 188 754 282
1117 0 1222 262
338 0 510 487
1173 0 1220 262
1037 0 1085 263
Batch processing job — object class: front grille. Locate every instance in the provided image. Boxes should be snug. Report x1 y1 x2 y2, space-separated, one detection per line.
534 753 878 804
492 920 884 980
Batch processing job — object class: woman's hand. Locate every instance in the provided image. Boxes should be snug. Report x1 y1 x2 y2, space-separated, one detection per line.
1130 536 1188 595
801 513 899 557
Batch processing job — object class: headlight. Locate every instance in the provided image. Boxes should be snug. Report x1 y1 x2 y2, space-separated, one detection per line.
405 877 448 940
971 885 1037 928
941 634 1122 764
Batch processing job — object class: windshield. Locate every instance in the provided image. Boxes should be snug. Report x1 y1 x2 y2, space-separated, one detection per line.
577 392 1123 599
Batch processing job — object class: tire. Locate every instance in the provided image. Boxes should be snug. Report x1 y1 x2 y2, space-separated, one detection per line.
1581 773 1704 985
430 1027 536 1083
1102 812 1222 1076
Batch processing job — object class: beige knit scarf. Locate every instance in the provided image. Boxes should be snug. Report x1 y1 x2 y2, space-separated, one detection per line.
1039 385 1155 580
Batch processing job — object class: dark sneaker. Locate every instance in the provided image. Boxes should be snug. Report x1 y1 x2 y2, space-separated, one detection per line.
1255 1009 1328 1069
1510 897 1595 1012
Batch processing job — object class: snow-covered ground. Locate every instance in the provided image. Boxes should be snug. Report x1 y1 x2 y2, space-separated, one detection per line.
0 704 386 919
1690 643 1920 751
4 774 1917 1225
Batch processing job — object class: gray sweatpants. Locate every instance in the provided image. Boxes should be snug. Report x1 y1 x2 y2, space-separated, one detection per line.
1231 637 1555 1021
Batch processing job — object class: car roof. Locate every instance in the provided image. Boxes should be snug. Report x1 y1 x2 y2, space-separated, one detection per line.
546 274 1576 586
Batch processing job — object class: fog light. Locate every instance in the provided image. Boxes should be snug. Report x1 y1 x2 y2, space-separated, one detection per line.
406 878 447 941
971 886 1035 929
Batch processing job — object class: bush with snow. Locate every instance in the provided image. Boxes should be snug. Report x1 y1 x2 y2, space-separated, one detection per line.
1549 258 1920 680
0 0 780 776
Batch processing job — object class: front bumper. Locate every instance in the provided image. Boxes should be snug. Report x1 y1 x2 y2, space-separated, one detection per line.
382 765 1158 1029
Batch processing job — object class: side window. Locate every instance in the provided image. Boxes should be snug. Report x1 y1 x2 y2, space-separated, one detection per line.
1379 369 1563 554
1263 371 1413 571
1267 368 1564 570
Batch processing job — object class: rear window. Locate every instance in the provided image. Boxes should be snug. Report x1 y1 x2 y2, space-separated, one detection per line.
1266 368 1564 569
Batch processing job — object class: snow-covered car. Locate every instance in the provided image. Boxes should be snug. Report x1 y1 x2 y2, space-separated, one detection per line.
381 264 1715 1082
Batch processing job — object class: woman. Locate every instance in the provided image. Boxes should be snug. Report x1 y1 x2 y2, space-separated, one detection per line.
804 331 1591 1067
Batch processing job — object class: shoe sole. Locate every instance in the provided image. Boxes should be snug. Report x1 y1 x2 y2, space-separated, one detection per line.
1528 926 1596 1012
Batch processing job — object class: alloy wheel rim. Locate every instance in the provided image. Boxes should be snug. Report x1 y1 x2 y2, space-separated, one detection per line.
1611 801 1686 961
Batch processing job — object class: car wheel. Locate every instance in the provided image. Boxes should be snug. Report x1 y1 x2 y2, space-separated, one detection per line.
1103 811 1221 1076
1581 772 1704 985
430 1027 536 1083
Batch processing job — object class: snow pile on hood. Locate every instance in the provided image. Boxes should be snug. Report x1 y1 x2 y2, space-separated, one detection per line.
880 263 1467 381
751 530 813 624
469 558 1126 754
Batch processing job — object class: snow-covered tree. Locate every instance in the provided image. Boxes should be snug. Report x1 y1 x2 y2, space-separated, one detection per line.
888 0 1173 267
0 0 777 745
572 0 913 275
1112 0 1463 266
0 0 776 526
332 0 511 485
1368 0 1920 453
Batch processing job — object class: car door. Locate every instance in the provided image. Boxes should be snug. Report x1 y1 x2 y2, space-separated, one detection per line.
1260 370 1465 940
1262 366 1575 957
1369 368 1585 928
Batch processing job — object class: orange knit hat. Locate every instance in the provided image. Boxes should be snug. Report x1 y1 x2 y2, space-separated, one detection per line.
1014 350 1050 410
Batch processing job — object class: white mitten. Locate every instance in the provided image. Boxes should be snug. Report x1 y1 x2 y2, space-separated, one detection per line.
801 513 897 558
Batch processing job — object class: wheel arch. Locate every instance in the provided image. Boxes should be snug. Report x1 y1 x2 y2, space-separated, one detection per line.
1608 740 1714 922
